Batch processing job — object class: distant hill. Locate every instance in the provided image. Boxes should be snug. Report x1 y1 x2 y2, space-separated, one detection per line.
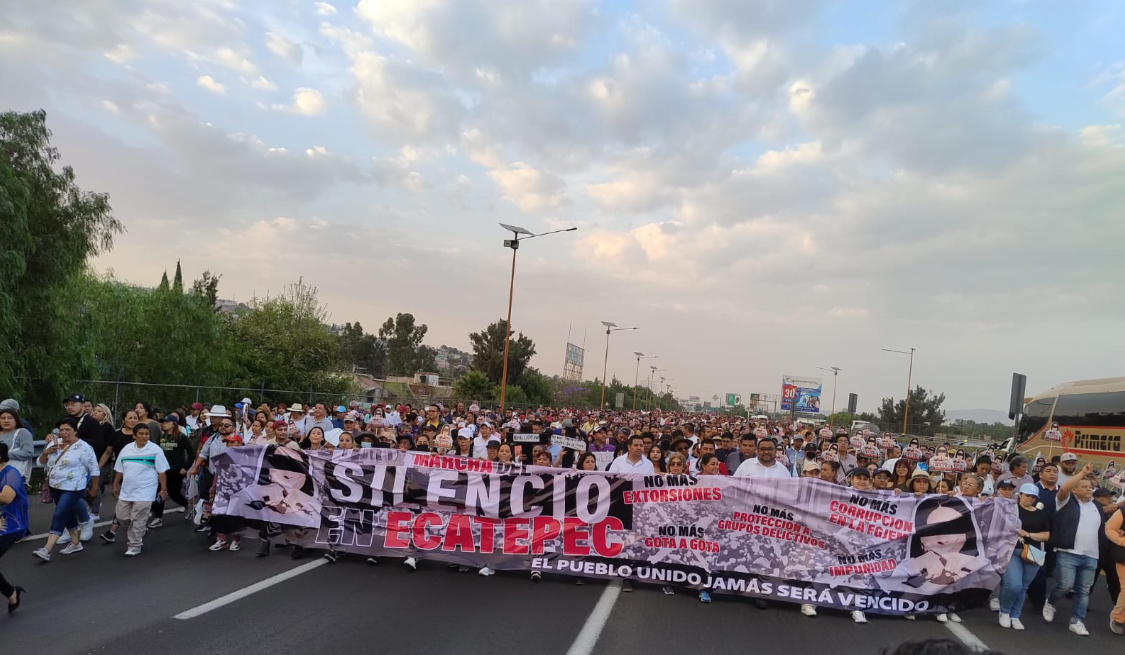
946 409 1012 425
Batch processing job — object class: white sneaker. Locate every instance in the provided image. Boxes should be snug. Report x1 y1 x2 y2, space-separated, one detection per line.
229 540 241 552
948 612 962 623
148 518 163 529
80 519 94 542
32 547 50 562
478 567 496 577
90 514 100 522
57 530 71 545
999 613 1011 628
1042 602 1056 622
904 616 916 621
125 547 142 557
851 611 868 624
936 613 949 623
1011 618 1025 631
1069 621 1089 636
208 539 228 551
60 542 84 555
403 556 417 571
989 597 1001 611
801 603 817 617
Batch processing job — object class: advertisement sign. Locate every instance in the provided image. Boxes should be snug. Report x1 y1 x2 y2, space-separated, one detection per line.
781 376 823 413
214 447 1017 615
726 393 741 406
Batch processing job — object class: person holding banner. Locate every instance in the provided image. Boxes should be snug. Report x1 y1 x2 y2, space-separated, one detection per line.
608 436 654 475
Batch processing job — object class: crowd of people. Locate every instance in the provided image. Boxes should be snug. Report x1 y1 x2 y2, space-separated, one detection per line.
1 393 1124 637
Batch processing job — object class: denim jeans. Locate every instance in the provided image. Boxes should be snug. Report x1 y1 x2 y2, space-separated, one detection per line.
1049 550 1098 622
999 552 1040 619
49 488 91 536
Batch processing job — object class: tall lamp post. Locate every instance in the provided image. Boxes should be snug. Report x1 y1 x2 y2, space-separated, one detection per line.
646 366 664 410
599 321 638 409
881 347 916 435
817 366 841 427
632 352 658 409
497 223 577 411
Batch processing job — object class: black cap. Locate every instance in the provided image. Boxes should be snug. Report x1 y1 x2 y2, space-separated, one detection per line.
996 480 1016 489
872 468 892 477
1094 487 1115 498
159 415 177 424
847 467 871 478
63 393 86 403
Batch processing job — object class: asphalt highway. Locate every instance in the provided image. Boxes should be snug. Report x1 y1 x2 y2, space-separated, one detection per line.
3 502 1121 655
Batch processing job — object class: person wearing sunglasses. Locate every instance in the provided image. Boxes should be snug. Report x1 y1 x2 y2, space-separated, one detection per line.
187 411 237 533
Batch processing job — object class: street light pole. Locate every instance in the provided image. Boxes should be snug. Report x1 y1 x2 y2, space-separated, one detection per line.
881 347 916 435
817 366 841 427
633 352 657 410
599 321 638 409
497 224 577 411
647 366 663 410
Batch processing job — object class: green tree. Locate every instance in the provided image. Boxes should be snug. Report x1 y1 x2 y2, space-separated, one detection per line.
378 313 430 376
454 370 495 401
172 260 184 294
158 270 170 291
80 271 231 408
416 344 438 373
337 322 387 378
878 386 947 436
192 270 221 308
517 368 554 406
0 110 121 420
469 320 537 385
223 278 350 400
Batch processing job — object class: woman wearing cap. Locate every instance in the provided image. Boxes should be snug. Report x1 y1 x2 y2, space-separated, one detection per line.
32 418 100 561
998 483 1051 630
0 408 34 482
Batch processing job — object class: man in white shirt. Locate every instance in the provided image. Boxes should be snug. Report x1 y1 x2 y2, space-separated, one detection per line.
733 438 792 479
1057 453 1079 486
472 423 496 459
108 423 170 556
608 436 655 474
1044 464 1103 636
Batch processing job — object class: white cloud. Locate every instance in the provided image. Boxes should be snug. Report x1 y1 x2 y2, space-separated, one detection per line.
265 32 303 65
196 75 226 94
314 2 337 16
267 87 328 115
249 76 278 91
487 162 568 212
292 87 327 115
101 100 120 113
215 46 258 75
349 51 464 144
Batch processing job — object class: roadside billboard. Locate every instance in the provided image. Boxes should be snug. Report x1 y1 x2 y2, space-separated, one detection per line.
781 376 823 413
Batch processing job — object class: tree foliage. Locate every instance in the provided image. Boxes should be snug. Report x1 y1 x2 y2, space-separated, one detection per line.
878 386 947 436
0 109 121 418
517 368 554 406
224 278 349 398
191 270 221 308
469 320 537 385
378 313 431 376
454 370 495 401
337 322 387 378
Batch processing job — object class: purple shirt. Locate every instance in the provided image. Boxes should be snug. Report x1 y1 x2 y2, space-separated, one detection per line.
589 442 616 453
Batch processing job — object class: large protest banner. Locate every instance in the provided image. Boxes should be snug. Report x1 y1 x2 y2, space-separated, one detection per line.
213 447 1018 615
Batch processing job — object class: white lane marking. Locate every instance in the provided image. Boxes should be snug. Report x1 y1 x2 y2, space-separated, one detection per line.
173 559 327 620
24 507 185 541
565 581 622 655
945 622 990 651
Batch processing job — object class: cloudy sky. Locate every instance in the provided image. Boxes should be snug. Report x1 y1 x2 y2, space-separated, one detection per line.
3 0 1123 414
